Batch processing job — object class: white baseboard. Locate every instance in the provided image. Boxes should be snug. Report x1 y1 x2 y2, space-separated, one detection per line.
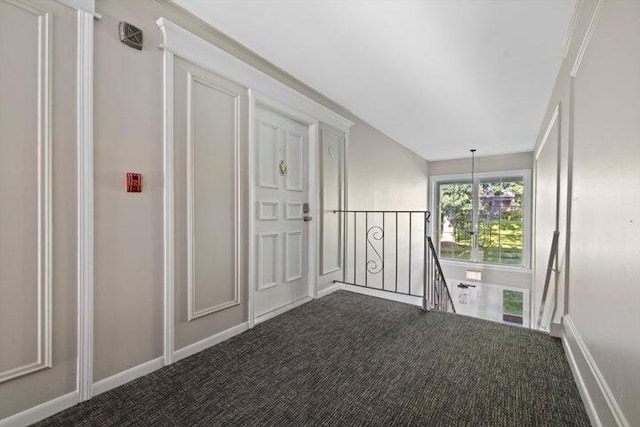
339 284 424 307
562 315 629 427
173 322 249 363
92 357 164 397
0 391 80 427
316 282 342 298
255 296 312 325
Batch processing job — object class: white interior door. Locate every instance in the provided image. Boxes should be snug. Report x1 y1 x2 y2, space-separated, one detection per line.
254 106 309 317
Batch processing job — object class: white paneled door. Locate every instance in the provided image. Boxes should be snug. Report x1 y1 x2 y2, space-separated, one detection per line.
255 107 309 317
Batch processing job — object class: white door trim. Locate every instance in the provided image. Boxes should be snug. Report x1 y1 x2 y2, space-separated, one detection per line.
156 18 352 332
160 46 176 366
76 5 95 402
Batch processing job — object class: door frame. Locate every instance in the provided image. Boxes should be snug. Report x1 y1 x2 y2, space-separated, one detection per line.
157 18 353 361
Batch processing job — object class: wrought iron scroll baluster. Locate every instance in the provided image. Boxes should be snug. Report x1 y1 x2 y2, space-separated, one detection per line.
366 226 384 274
330 210 453 313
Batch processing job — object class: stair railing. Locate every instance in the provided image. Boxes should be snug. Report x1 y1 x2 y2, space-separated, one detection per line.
331 210 455 313
426 237 456 313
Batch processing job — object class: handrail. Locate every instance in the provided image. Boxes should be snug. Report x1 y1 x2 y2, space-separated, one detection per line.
333 210 431 219
537 231 560 330
427 237 456 313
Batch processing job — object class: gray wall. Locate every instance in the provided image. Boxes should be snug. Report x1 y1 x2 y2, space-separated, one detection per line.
429 152 533 177
534 1 639 425
93 0 165 382
349 124 429 211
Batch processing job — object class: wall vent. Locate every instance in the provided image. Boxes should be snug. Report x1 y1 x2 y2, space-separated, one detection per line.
119 22 143 50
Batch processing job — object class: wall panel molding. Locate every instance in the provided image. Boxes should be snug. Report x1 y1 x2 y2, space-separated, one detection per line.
185 72 241 322
0 0 52 384
319 127 344 275
532 103 562 329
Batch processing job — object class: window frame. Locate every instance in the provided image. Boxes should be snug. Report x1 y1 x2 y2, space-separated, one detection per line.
430 170 532 269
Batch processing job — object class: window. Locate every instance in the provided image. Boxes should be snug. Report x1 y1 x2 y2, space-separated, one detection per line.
502 290 524 325
433 171 529 267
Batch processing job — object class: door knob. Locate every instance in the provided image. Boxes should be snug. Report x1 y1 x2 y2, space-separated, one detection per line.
303 216 312 222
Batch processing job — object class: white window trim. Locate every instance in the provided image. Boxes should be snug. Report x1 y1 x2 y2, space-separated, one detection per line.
430 169 532 269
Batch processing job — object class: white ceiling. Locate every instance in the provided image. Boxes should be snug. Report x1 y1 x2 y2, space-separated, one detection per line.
175 0 576 161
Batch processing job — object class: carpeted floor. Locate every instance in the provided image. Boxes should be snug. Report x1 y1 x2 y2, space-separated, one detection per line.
35 291 590 426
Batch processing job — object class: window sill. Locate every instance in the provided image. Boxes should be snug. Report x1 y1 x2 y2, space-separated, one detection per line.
440 259 532 274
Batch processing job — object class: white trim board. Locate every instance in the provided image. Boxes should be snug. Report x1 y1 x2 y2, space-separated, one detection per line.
173 322 249 363
247 90 257 327
92 357 164 397
338 284 425 307
316 282 342 298
254 296 312 325
562 315 629 427
161 44 176 367
92 321 249 400
76 7 95 402
535 104 560 160
185 71 242 322
0 391 80 427
560 0 583 60
570 0 606 77
56 0 99 16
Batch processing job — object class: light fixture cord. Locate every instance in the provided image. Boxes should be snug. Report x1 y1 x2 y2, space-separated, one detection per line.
470 149 476 240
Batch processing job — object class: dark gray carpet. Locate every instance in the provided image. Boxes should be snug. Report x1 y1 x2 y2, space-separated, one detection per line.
35 291 590 426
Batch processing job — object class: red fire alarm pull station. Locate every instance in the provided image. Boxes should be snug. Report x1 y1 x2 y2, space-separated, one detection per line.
126 173 142 192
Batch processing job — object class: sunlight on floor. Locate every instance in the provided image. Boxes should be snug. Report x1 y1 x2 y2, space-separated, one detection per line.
447 279 530 328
